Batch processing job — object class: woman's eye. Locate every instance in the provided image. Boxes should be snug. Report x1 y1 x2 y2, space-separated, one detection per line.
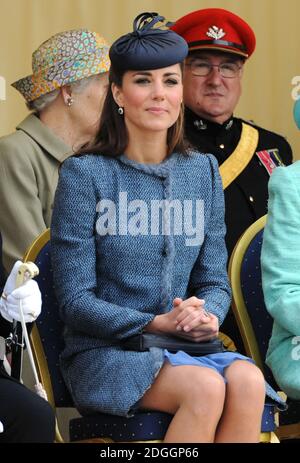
165 79 179 85
134 78 150 84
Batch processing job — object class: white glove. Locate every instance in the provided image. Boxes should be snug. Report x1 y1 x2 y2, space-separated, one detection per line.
0 261 42 323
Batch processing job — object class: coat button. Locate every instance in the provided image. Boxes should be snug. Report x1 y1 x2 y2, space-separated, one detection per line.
219 144 225 149
249 196 254 202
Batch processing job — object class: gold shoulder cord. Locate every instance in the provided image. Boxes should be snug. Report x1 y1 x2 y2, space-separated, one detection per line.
219 123 259 190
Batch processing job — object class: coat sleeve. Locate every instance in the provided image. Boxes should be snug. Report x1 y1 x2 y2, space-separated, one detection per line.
187 155 231 325
261 165 300 336
51 157 154 340
0 137 47 272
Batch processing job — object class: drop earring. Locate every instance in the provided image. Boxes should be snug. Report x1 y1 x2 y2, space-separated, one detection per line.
66 97 74 107
118 107 124 115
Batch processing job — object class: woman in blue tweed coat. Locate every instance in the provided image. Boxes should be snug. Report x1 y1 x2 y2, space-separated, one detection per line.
51 13 266 442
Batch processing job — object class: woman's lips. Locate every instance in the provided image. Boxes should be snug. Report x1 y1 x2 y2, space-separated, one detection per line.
146 107 168 114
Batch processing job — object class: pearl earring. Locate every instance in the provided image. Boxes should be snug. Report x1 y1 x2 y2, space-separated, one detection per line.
118 107 124 115
66 97 74 107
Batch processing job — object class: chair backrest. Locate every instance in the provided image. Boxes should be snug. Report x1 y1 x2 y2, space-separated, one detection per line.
229 216 300 439
24 229 73 409
228 215 277 388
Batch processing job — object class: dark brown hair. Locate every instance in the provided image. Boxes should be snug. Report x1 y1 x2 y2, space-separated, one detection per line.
79 63 187 158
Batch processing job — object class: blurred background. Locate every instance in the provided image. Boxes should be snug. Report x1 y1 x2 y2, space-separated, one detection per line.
0 0 299 158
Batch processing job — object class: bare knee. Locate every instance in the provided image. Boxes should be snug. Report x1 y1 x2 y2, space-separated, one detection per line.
183 368 226 416
226 361 265 399
140 364 226 417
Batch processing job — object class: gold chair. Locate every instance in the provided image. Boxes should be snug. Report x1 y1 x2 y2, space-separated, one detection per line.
229 215 300 441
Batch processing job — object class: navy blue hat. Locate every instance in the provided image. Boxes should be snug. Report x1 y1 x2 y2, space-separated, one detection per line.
109 12 188 71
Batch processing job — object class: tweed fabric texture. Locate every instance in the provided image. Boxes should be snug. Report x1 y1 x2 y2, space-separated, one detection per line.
51 151 231 416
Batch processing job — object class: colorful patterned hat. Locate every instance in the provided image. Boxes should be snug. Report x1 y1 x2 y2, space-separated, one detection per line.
12 29 110 102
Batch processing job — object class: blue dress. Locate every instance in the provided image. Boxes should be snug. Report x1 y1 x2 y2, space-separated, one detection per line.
164 350 251 378
164 350 286 409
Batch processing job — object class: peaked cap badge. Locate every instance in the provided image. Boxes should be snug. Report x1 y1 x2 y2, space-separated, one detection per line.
206 26 226 40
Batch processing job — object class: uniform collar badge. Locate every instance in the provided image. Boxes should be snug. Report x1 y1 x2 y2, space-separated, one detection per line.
225 119 233 130
194 119 207 130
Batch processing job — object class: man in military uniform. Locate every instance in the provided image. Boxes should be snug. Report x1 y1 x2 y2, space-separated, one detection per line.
172 8 293 351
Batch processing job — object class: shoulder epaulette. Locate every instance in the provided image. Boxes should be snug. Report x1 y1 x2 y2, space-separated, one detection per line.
238 118 290 142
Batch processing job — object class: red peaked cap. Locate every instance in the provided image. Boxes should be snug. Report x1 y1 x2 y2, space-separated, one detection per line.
171 8 256 59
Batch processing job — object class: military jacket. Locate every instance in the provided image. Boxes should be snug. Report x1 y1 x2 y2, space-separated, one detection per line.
185 108 293 257
185 108 293 351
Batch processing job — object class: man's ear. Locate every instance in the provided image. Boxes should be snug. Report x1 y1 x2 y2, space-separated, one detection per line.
111 83 123 107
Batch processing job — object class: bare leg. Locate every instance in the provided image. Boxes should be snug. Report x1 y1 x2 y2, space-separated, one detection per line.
139 362 225 443
215 361 265 443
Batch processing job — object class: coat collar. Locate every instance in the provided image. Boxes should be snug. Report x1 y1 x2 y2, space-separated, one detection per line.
185 107 234 135
16 113 72 162
118 153 179 178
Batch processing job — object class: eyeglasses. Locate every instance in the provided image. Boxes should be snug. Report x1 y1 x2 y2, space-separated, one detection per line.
186 60 242 78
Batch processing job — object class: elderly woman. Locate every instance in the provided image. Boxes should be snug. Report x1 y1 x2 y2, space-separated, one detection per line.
0 29 110 272
261 98 300 400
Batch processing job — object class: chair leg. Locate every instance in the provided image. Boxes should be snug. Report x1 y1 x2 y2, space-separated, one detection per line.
270 432 280 443
55 419 65 443
259 432 280 443
74 437 115 443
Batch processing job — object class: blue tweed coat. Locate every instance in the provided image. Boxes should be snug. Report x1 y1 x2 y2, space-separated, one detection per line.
51 151 231 416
